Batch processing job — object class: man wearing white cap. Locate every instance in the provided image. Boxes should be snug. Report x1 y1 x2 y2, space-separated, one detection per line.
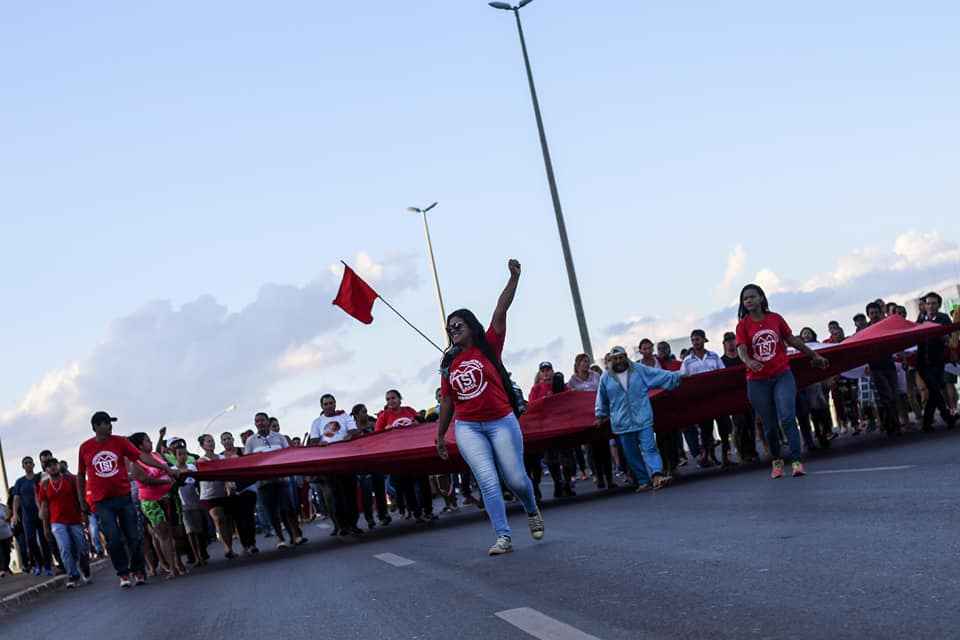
595 346 683 491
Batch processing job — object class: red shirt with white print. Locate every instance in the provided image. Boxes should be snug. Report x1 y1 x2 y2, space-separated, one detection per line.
441 325 513 423
77 435 144 504
375 406 420 433
735 312 794 381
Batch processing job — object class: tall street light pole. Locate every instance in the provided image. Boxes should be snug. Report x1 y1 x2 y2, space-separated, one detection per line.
406 202 448 344
489 0 594 359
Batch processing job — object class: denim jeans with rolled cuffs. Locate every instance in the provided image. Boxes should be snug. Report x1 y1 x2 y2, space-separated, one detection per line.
454 412 538 538
747 369 803 463
95 494 145 577
51 523 90 579
617 427 663 486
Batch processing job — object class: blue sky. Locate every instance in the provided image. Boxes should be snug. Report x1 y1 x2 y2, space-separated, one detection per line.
2 1 959 470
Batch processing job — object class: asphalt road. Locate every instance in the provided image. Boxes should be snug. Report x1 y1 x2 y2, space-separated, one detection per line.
6 428 960 640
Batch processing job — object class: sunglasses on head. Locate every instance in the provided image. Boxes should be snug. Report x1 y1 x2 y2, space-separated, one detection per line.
447 321 466 333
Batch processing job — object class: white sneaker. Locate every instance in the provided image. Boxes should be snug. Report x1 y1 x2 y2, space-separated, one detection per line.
487 536 513 556
527 510 545 541
277 540 289 549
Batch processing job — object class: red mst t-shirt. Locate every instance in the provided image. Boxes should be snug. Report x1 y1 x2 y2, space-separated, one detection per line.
441 325 513 423
77 435 144 504
735 312 794 381
375 406 420 432
37 475 83 525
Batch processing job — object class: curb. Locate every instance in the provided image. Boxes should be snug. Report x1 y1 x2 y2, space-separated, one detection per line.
0 559 109 611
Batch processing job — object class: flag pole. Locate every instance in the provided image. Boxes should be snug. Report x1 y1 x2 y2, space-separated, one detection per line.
377 295 445 353
339 261 445 353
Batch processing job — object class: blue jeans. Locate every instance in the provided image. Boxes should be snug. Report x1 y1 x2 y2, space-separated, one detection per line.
617 426 663 486
455 413 538 538
21 512 52 571
682 426 701 458
95 495 145 577
88 512 104 555
50 523 89 579
747 369 803 462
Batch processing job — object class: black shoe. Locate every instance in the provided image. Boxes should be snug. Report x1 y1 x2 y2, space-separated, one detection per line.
330 528 342 537
377 516 392 526
596 479 606 489
366 520 376 530
349 526 365 536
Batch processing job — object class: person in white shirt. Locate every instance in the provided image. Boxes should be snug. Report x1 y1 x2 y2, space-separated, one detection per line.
244 412 307 550
309 395 359 445
680 330 735 468
308 395 363 537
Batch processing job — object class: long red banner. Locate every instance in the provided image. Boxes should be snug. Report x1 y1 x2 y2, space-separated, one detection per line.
193 315 954 480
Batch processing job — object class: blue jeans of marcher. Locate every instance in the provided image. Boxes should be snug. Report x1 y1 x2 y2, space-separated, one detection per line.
95 495 145 577
682 426 701 458
747 369 803 463
51 523 89 579
455 412 538 538
617 426 663 486
87 512 104 555
21 512 52 571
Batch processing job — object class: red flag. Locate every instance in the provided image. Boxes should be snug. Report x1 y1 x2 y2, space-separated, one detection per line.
332 264 379 324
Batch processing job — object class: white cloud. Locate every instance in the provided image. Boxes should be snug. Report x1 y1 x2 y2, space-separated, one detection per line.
326 250 416 287
604 313 705 356
275 340 353 374
753 268 788 294
892 230 960 271
608 228 960 353
0 251 419 469
802 230 959 292
716 244 746 295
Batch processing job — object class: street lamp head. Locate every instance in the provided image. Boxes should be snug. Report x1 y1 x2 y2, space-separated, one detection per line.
423 202 439 213
489 2 514 10
518 0 534 6
406 206 421 213
225 404 237 413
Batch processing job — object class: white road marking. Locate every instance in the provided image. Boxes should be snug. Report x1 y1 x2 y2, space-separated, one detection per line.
495 608 603 640
374 553 415 567
811 465 914 475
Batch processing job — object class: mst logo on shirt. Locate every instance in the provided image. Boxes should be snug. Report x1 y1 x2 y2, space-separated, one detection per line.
91 451 121 478
449 359 488 400
752 329 780 362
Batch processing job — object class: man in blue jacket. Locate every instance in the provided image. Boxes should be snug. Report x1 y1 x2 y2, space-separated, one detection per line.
596 346 683 491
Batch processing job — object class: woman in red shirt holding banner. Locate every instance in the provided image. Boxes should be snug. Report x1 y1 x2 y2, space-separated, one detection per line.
435 259 544 556
377 389 435 523
735 284 829 479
